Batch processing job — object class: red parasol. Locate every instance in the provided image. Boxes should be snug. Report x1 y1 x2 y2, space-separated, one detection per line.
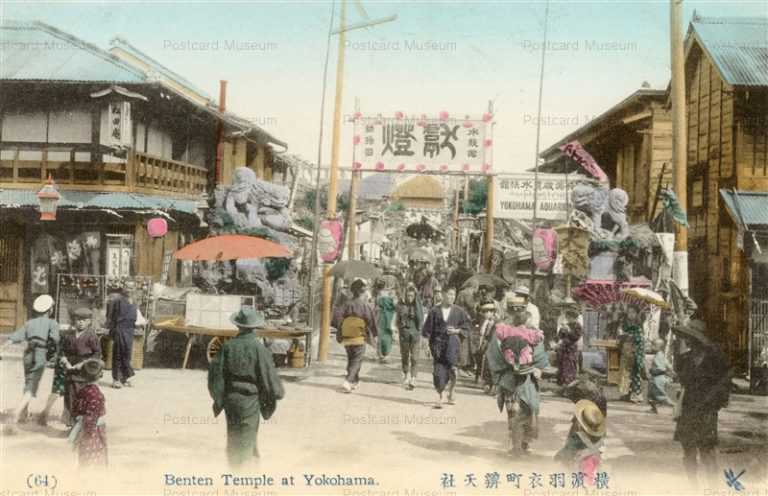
173 235 291 261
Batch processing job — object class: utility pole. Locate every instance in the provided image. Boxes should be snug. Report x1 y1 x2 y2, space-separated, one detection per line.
484 100 495 273
530 0 550 294
317 0 397 362
670 0 689 294
347 98 361 260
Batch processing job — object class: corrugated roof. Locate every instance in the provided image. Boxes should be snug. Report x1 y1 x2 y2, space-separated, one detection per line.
688 16 768 87
0 189 198 214
720 189 768 227
0 21 146 83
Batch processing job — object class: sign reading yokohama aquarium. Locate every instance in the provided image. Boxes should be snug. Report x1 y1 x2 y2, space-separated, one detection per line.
493 173 589 221
352 112 493 174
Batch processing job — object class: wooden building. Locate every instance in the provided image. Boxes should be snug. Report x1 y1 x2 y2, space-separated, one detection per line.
0 21 285 331
539 88 672 224
683 15 768 368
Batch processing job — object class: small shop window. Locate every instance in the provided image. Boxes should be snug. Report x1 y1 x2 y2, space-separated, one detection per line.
105 234 134 277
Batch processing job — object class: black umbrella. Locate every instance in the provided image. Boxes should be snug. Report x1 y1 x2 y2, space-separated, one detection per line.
330 260 383 281
461 273 510 290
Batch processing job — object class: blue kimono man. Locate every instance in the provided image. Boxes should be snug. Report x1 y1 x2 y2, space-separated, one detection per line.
106 288 136 388
422 287 471 408
648 338 675 413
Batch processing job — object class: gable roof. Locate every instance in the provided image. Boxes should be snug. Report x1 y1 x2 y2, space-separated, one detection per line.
539 88 666 160
0 20 146 83
686 15 768 87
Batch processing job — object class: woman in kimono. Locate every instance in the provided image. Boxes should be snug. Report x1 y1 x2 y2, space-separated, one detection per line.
374 279 396 363
70 359 107 467
619 306 645 403
556 310 583 386
1 295 60 424
332 279 378 393
647 338 675 413
421 287 471 408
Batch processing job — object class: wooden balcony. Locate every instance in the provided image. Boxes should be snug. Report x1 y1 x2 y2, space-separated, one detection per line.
0 143 209 198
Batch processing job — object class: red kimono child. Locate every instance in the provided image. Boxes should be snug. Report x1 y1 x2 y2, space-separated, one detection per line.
70 359 107 467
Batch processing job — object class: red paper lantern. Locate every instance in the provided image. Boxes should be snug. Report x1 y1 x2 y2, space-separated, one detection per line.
147 218 168 238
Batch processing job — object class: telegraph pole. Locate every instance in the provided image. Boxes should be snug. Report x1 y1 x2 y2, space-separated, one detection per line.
317 0 397 362
530 0 550 293
670 0 689 294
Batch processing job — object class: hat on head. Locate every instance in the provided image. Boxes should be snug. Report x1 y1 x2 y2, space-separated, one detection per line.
78 359 104 383
70 306 93 319
514 286 530 297
479 300 496 312
350 278 368 294
230 307 267 329
504 290 526 309
33 294 54 313
672 319 711 346
575 399 606 437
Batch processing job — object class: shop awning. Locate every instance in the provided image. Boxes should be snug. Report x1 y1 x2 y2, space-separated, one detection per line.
720 189 768 229
0 189 198 214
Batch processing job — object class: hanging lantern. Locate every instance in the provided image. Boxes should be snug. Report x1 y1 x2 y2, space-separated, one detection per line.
147 218 168 238
36 175 60 221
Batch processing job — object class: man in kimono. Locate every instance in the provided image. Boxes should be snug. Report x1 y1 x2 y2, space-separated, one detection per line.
2 294 60 424
208 307 285 467
421 287 471 408
486 304 549 455
106 288 137 389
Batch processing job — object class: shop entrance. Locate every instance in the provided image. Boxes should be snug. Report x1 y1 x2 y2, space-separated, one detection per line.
0 224 24 332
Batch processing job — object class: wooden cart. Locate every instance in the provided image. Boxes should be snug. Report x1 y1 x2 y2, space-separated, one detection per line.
152 317 313 369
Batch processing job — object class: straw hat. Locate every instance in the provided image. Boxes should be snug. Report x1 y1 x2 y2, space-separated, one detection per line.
33 294 54 313
575 399 606 437
672 319 711 346
513 286 530 297
230 308 267 329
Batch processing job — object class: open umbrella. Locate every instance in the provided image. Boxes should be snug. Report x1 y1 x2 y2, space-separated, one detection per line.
461 273 510 290
173 234 291 261
330 260 382 281
621 287 670 309
407 248 436 264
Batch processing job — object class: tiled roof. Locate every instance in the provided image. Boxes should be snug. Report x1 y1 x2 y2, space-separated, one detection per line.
720 189 768 227
0 189 198 214
688 16 768 87
0 21 146 83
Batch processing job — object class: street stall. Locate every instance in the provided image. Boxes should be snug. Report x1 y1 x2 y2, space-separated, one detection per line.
149 233 311 369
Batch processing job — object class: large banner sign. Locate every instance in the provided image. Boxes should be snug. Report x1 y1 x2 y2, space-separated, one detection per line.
352 112 493 174
493 173 589 220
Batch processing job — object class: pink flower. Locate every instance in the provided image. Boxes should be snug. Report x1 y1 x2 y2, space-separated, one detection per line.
463 120 473 128
375 162 385 171
353 135 361 145
353 162 362 170
353 112 362 120
482 164 492 173
397 163 406 172
482 112 493 122
440 164 448 172
462 163 470 172
484 139 493 147
416 164 426 172
439 111 449 121
395 111 404 120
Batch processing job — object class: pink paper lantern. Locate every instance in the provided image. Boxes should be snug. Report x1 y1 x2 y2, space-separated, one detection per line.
147 218 168 238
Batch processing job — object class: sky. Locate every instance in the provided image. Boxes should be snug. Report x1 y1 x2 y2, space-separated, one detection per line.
1 0 767 174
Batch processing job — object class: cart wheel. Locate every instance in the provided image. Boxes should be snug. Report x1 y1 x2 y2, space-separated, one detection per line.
207 337 226 363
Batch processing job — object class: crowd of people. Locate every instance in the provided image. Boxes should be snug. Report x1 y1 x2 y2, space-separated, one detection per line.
329 252 734 488
0 251 734 487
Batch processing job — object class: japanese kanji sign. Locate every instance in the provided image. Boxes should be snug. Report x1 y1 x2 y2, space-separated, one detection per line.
493 173 589 220
352 112 493 174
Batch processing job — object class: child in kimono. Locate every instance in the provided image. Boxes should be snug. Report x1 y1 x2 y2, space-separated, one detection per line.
648 338 676 413
69 359 108 467
555 400 606 486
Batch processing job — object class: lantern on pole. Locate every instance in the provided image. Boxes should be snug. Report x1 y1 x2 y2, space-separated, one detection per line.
37 175 60 221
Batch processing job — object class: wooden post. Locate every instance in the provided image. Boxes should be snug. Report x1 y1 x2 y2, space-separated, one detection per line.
484 175 494 272
318 0 347 362
670 0 689 294
452 186 460 253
